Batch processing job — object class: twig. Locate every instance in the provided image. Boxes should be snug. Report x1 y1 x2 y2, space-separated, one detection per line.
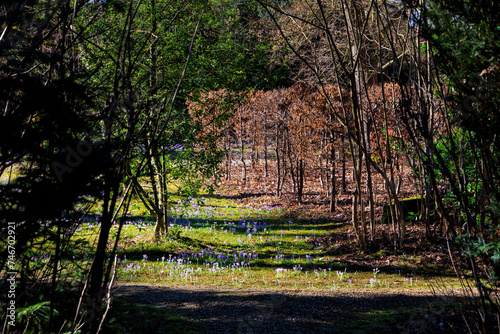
97 255 119 333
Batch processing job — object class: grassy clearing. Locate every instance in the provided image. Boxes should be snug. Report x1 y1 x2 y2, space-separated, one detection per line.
6 187 475 333
69 193 466 291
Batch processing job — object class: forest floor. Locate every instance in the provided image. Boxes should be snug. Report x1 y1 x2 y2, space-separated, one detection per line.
102 160 491 333
109 283 473 334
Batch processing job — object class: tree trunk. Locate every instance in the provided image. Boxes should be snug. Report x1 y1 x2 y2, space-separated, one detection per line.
264 130 268 178
364 151 375 241
288 140 297 196
275 124 281 197
240 109 247 184
154 210 167 237
87 179 119 333
225 131 231 180
342 136 347 193
252 112 257 168
329 136 336 212
298 159 304 204
152 155 168 238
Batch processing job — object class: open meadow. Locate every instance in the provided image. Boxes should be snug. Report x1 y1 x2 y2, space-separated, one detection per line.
91 177 481 333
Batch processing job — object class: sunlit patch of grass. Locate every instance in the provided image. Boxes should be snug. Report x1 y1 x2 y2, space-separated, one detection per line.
0 164 21 184
69 190 465 291
113 250 435 291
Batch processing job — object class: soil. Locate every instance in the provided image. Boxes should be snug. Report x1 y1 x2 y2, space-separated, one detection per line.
111 283 477 333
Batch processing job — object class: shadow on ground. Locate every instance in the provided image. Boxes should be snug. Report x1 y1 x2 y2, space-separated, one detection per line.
106 284 467 334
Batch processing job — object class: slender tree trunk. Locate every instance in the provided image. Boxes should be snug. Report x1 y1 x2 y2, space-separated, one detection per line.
357 149 367 249
319 133 325 190
365 150 375 241
288 140 297 196
239 108 246 184
151 155 167 238
276 124 281 197
252 112 257 168
225 132 232 180
329 134 336 212
87 176 119 333
49 222 61 324
264 130 268 178
298 158 304 204
342 135 347 193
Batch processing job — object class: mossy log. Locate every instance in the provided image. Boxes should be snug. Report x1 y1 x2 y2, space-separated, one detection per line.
381 196 434 224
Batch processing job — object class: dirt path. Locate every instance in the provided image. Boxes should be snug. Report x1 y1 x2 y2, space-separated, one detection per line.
112 283 462 333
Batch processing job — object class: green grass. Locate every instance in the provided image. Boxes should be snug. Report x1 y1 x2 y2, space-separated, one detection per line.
70 193 464 291
18 189 466 292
